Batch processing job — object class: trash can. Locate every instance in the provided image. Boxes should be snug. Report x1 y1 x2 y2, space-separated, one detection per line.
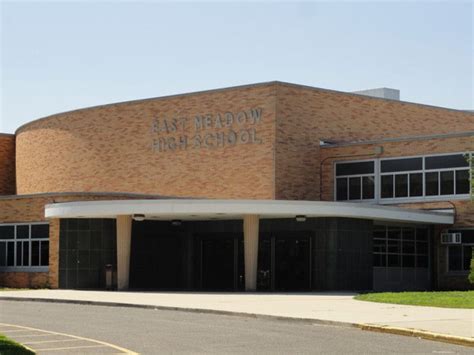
105 264 113 290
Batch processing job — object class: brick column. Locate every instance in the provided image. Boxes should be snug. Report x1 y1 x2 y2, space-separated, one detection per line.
243 214 259 291
116 215 132 290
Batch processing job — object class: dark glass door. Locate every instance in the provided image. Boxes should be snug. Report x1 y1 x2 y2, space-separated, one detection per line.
274 236 311 291
257 236 272 291
201 237 235 291
198 234 244 291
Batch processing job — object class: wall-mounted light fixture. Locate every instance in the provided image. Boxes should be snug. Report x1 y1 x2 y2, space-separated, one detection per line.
171 219 182 226
132 214 145 222
295 215 306 222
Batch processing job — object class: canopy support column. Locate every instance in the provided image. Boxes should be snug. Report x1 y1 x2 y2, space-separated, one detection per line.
243 214 259 291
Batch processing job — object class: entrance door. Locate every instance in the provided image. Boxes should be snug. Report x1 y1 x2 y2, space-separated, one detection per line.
199 235 243 291
274 236 311 291
130 234 182 289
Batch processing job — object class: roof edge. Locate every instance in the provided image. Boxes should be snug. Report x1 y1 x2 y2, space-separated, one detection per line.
320 131 474 148
0 191 183 201
15 80 473 135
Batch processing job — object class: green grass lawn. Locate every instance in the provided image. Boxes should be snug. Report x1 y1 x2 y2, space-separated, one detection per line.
0 334 34 355
355 291 474 309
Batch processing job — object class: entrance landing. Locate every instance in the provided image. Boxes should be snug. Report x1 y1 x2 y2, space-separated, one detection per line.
0 290 472 340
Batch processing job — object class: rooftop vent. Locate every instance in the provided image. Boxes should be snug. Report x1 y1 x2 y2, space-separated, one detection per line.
352 87 400 100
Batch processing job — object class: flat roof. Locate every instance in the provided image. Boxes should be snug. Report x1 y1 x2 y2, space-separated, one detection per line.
15 81 473 134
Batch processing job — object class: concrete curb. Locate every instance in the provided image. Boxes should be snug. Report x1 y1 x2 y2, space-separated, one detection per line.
0 296 356 328
358 324 474 348
1 297 473 348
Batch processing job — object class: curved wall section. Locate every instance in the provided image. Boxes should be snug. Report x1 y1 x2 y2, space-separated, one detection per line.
0 134 15 195
16 85 276 198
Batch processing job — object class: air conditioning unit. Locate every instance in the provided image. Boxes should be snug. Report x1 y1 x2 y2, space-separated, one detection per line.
441 232 461 244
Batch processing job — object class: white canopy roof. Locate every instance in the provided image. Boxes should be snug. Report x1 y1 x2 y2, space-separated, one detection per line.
45 199 454 225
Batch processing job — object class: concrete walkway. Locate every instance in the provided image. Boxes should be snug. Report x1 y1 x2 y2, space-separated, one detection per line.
1 290 472 340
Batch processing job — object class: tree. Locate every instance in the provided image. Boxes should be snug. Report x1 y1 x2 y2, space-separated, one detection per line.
469 248 474 284
467 153 474 284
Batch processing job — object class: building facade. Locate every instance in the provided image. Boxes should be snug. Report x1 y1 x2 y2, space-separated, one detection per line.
0 81 473 292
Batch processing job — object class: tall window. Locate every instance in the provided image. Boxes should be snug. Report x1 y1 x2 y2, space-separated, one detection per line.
0 223 49 269
447 229 473 272
335 161 375 201
373 226 429 268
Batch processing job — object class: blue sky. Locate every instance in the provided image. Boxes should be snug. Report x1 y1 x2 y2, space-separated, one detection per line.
1 1 472 133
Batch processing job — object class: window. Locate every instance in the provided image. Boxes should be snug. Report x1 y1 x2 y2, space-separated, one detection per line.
0 223 49 270
380 153 471 201
335 153 471 203
335 161 375 201
447 229 474 272
373 226 429 268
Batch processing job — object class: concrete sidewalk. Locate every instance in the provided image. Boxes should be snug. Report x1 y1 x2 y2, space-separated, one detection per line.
1 290 472 341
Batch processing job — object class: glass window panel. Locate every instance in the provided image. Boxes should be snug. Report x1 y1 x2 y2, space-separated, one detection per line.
0 226 14 239
22 241 29 266
336 161 374 176
455 170 470 195
416 242 428 255
388 239 401 253
388 254 400 267
40 241 49 266
336 178 348 201
387 228 401 240
403 255 415 267
373 239 386 253
31 241 40 266
440 171 454 195
395 174 408 197
425 154 469 170
362 176 375 199
458 230 474 244
349 177 361 200
416 228 428 242
417 255 428 268
402 241 415 254
0 242 5 266
448 245 462 271
373 227 386 239
425 172 439 196
409 173 423 197
381 158 422 173
16 225 29 239
16 242 22 266
7 242 14 266
403 228 415 241
381 175 394 198
31 224 49 239
463 246 472 271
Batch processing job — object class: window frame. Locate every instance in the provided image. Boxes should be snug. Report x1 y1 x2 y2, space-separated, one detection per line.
333 152 472 204
334 158 376 202
445 228 474 274
373 225 430 269
0 222 49 272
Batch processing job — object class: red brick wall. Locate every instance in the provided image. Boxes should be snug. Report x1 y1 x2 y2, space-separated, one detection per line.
0 134 15 195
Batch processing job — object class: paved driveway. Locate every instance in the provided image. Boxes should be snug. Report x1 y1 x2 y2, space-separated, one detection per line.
0 300 472 354
1 290 472 338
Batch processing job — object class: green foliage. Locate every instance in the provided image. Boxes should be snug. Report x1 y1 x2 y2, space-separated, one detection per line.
355 291 474 309
469 248 474 285
0 334 34 355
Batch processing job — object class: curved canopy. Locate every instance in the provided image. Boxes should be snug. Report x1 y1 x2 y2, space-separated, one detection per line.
45 199 454 225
